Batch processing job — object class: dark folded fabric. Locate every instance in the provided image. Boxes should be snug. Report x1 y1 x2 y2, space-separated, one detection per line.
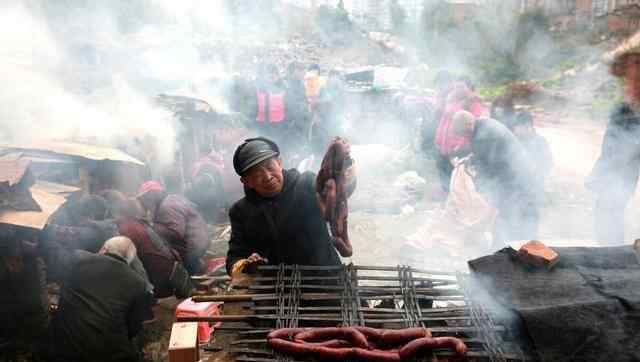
469 246 640 362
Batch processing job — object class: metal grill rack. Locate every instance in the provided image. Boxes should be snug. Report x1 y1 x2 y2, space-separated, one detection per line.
199 264 534 362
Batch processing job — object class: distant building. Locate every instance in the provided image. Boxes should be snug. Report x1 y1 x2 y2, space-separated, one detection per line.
603 1 640 33
516 0 640 33
281 0 483 31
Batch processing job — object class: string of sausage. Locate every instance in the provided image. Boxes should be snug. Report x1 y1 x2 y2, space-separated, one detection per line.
316 137 355 257
267 327 467 362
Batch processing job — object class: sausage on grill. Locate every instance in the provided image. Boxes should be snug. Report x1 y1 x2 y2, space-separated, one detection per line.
398 336 468 359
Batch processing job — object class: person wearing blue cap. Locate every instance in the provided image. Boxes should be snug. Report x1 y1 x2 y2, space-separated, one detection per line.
225 137 355 275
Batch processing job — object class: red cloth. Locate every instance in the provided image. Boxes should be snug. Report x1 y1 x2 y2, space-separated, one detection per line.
117 218 179 298
256 91 285 123
434 94 484 156
137 180 164 196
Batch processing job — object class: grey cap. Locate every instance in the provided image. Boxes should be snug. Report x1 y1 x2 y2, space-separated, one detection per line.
233 137 280 176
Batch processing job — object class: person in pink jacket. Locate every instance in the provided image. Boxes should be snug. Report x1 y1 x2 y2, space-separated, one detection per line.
433 80 484 195
137 181 209 275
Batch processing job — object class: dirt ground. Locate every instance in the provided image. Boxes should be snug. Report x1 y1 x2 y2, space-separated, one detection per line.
344 110 640 272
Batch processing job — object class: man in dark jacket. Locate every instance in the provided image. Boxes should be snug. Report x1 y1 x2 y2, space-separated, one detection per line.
451 111 540 246
42 236 153 362
137 181 209 275
186 144 224 223
586 51 640 245
587 102 640 244
313 69 346 155
284 61 310 144
0 225 48 360
226 137 355 275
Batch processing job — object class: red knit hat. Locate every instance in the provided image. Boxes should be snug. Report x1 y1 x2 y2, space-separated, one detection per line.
136 181 164 197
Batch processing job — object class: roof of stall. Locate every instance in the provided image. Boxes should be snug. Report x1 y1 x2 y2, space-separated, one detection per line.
0 140 144 166
33 180 81 198
0 158 31 188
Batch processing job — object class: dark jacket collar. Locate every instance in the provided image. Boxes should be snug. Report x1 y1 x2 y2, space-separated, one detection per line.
244 169 300 204
104 252 128 265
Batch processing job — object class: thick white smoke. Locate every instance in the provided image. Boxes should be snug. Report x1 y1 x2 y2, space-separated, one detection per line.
0 1 238 169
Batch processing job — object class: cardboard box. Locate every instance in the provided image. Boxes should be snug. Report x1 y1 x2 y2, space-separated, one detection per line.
168 322 199 362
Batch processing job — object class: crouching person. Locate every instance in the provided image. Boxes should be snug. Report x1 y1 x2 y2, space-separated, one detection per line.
451 111 540 247
0 226 48 360
137 181 210 275
41 236 153 362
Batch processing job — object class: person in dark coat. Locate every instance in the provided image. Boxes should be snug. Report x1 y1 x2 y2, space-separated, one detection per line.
186 144 224 223
451 111 540 246
585 50 640 245
313 69 346 154
0 225 48 360
225 137 356 275
587 103 640 244
41 236 153 362
137 181 209 275
284 61 310 146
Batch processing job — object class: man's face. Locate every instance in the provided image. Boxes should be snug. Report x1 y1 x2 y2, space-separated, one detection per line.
241 158 284 198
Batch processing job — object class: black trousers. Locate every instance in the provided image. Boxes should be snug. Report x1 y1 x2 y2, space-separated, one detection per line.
436 153 453 193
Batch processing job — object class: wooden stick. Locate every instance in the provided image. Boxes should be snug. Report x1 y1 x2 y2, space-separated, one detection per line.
256 264 460 276
193 292 464 303
177 315 499 329
246 284 463 296
248 306 470 315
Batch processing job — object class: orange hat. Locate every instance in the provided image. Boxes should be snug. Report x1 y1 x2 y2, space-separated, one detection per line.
137 181 164 198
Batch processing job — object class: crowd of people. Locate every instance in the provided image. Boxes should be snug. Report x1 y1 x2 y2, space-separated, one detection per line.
2 182 210 361
3 41 640 362
424 46 640 248
421 70 552 248
236 62 347 163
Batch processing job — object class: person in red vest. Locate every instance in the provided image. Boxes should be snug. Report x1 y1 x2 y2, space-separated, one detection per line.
254 64 288 148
